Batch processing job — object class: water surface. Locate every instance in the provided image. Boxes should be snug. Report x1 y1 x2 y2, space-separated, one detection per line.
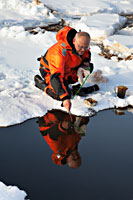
0 108 133 200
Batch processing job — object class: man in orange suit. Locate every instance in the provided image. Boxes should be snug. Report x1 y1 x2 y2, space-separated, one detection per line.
35 26 99 111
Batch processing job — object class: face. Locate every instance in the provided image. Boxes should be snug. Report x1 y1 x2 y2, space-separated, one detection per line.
73 36 90 56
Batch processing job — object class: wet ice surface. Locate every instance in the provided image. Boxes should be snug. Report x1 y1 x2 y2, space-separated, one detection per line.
0 109 133 200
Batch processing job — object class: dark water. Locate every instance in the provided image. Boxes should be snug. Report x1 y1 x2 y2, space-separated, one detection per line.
0 108 133 200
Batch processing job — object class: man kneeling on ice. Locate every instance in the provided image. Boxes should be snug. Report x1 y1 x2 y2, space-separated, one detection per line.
34 26 99 112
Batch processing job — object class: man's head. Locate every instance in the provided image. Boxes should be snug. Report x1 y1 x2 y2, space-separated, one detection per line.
73 32 90 56
67 149 82 169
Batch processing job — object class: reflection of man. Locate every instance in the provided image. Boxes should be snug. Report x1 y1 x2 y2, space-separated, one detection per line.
37 110 89 168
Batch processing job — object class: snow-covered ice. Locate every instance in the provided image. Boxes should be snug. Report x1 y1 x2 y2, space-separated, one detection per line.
0 181 27 200
0 0 133 199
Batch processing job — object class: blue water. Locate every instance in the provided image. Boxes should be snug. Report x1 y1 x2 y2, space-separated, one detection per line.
0 108 133 200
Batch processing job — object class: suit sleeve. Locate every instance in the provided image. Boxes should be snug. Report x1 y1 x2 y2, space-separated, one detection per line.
49 47 71 100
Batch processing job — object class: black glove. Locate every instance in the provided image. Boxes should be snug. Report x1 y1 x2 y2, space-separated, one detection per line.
80 63 94 74
89 63 94 73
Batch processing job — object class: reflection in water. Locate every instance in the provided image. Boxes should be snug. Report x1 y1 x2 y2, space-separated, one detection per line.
114 107 133 116
37 109 89 168
114 109 125 115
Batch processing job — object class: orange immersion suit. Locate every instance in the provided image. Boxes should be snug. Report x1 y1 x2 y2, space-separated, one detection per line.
39 26 92 101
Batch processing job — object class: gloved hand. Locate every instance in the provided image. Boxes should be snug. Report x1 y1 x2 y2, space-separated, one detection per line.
89 63 94 73
81 62 94 73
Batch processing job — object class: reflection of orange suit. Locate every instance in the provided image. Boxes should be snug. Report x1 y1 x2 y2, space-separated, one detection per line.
38 110 89 165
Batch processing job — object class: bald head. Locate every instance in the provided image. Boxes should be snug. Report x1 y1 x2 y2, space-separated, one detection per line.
67 149 82 169
73 31 91 55
67 158 82 169
75 31 91 42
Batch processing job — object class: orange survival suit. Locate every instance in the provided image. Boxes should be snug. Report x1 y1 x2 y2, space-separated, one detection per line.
39 26 93 101
38 110 89 165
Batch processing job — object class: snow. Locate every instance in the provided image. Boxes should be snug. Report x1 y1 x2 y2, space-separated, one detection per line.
0 0 133 199
0 181 26 200
72 13 127 40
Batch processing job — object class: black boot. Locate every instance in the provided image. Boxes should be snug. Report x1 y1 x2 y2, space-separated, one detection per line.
79 84 100 96
72 84 99 97
34 75 47 91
